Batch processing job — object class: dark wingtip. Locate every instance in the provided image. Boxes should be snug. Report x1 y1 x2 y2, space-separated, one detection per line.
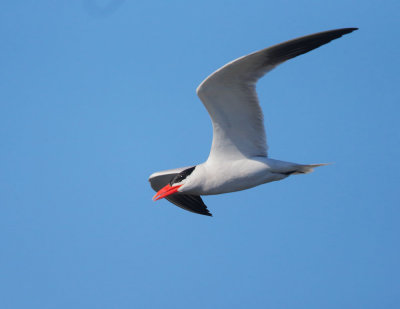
193 208 213 217
339 27 358 34
196 207 213 217
203 211 213 217
266 27 359 65
319 27 358 38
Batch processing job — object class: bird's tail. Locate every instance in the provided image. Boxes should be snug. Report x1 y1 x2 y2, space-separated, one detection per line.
293 163 331 174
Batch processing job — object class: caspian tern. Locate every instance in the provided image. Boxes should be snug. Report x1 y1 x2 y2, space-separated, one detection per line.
149 28 357 216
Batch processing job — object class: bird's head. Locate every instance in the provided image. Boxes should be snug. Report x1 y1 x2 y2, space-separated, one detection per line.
152 166 197 201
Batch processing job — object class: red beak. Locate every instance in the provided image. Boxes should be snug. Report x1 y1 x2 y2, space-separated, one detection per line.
153 184 182 201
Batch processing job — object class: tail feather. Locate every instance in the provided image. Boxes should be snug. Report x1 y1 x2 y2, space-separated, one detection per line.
293 163 331 174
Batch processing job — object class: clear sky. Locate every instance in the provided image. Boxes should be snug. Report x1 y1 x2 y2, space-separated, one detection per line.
1 1 399 308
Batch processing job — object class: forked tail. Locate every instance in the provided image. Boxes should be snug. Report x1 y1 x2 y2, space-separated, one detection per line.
293 163 331 174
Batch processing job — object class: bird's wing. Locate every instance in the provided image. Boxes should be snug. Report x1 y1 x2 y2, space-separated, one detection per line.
196 28 357 161
149 168 212 216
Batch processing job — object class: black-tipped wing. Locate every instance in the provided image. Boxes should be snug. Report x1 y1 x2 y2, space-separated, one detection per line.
149 168 212 217
163 193 212 217
196 28 358 161
262 28 358 65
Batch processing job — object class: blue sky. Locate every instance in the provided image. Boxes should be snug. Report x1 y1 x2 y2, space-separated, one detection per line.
1 1 399 308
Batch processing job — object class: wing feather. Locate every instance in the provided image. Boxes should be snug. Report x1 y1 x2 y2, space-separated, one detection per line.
197 28 357 161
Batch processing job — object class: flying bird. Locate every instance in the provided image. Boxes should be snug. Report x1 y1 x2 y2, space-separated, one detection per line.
149 28 357 216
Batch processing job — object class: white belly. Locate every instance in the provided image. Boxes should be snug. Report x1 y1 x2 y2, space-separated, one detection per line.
195 158 293 195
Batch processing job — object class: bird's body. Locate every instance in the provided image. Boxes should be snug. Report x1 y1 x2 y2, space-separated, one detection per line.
179 158 322 196
149 28 357 216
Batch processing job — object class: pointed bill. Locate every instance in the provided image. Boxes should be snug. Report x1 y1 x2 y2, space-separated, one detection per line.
153 184 182 201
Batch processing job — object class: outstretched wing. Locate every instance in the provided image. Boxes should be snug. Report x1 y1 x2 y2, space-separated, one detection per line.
149 168 212 216
197 28 357 161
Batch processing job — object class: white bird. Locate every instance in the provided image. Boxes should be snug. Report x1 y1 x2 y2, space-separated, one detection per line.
149 28 357 216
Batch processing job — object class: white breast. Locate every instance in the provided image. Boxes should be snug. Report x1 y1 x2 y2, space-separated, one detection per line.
186 158 292 195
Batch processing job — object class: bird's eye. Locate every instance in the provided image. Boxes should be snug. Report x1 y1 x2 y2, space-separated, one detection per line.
170 174 182 185
170 166 196 185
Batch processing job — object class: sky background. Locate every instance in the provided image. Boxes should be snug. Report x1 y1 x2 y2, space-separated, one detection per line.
1 1 399 308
